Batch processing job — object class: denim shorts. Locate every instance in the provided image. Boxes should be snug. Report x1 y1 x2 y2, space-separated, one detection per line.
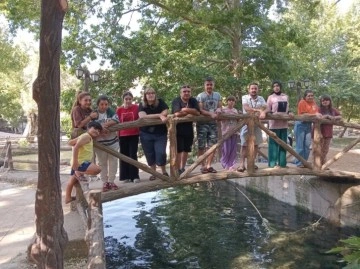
197 123 218 150
70 161 92 175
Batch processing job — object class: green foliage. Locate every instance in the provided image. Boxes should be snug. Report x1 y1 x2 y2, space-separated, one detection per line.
0 28 28 125
327 236 360 268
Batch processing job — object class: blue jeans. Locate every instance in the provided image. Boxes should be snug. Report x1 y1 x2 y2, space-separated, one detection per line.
294 121 312 166
140 132 167 166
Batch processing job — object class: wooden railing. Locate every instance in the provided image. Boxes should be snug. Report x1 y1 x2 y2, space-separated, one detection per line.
79 113 360 268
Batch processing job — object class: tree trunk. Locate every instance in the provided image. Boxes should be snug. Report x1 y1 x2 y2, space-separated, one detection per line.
28 1 68 268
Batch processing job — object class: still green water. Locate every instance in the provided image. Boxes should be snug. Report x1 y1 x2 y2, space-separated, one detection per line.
104 181 355 269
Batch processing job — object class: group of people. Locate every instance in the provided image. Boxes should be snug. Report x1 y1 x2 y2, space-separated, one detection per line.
64 77 341 203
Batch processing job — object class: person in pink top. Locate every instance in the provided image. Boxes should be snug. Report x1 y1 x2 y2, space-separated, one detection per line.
116 91 140 183
216 96 239 171
261 81 293 168
317 94 341 166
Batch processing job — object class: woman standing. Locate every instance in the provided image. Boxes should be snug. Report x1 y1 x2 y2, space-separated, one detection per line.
71 91 98 138
317 94 341 166
94 95 120 191
216 96 239 171
294 89 321 167
116 91 140 183
138 87 169 180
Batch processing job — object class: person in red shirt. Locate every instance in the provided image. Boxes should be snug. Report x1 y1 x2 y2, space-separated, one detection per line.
294 89 321 167
116 91 140 183
317 94 341 166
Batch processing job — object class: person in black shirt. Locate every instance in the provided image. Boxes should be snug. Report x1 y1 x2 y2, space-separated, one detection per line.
171 85 200 174
138 87 169 180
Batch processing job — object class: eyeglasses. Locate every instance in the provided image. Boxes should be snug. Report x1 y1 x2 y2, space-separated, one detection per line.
182 85 190 88
146 92 155 95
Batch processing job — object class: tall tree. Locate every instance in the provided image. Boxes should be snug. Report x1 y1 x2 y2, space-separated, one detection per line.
27 0 68 269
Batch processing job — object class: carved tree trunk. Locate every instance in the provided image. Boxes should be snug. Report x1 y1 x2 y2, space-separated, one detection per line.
28 1 68 268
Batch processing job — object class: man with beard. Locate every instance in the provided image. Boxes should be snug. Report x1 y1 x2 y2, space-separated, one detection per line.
237 82 267 172
196 77 222 173
172 85 200 174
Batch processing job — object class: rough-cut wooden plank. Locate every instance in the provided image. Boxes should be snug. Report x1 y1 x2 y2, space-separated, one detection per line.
167 116 177 179
4 141 14 170
246 117 256 173
86 191 106 269
256 122 312 169
102 167 360 202
322 136 360 170
313 121 322 170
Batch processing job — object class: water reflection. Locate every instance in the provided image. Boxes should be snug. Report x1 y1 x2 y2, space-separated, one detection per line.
104 181 354 268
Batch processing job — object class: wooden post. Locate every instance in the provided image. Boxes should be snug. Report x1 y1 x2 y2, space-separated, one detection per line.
168 116 177 179
86 191 106 269
4 141 14 170
246 116 256 173
313 121 322 170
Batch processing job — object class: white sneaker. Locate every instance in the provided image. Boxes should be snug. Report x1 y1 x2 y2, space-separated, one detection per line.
133 178 140 183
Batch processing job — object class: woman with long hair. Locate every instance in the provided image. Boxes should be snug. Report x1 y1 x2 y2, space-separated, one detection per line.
71 91 98 138
138 87 169 180
317 94 341 166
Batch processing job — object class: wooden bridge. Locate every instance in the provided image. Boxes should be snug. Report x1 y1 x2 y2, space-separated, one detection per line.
73 113 360 268
91 113 360 201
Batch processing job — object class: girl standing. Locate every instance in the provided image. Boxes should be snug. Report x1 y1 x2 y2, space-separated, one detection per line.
71 91 98 138
318 94 341 166
116 91 140 183
94 95 120 191
216 96 239 171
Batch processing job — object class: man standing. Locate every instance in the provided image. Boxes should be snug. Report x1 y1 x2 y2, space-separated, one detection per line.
261 81 293 168
196 77 222 173
172 85 200 174
238 82 267 172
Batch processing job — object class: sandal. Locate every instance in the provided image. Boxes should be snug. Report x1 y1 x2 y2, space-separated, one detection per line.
237 166 246 172
109 183 119 190
207 167 217 173
149 175 156 181
201 167 209 174
102 182 111 192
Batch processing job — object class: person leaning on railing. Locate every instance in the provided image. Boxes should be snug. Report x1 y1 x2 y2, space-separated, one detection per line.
294 89 322 168
317 94 342 167
138 87 169 181
70 91 98 138
260 81 294 168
